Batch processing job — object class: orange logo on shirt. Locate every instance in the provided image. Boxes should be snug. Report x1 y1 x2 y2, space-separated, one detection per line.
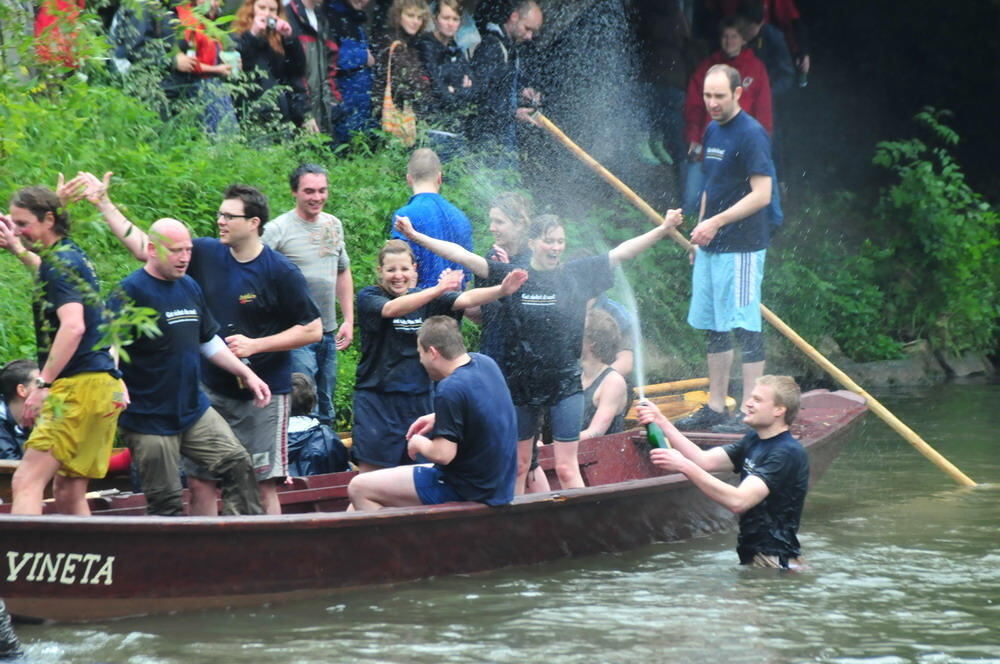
238 293 258 305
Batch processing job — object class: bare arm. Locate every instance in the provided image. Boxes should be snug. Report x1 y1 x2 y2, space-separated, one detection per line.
65 171 149 260
21 302 86 427
690 174 772 247
224 317 323 357
452 269 528 310
608 209 683 268
394 215 490 278
407 434 458 465
636 401 732 472
580 370 628 440
380 269 464 318
335 267 354 350
664 455 770 514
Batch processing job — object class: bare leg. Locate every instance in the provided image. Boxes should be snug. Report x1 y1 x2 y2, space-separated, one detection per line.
52 475 91 515
706 349 735 413
525 464 550 494
10 448 61 515
259 479 281 515
356 461 388 474
553 440 584 489
741 360 765 410
514 437 534 496
347 465 420 511
187 477 219 516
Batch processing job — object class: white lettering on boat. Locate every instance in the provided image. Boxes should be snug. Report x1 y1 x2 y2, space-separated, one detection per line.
5 551 115 585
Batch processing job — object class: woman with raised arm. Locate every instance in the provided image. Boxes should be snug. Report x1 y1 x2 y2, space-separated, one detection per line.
352 239 526 473
395 208 682 493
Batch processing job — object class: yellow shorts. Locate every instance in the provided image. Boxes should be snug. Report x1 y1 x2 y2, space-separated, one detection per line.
26 372 126 479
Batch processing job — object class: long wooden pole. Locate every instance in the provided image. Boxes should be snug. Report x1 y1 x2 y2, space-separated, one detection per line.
533 111 977 487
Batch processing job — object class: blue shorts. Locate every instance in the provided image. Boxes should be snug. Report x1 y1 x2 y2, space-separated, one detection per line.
515 391 584 442
688 248 766 333
413 465 464 505
352 389 432 468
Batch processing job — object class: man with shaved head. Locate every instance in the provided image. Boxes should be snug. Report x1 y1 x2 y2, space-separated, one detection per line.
109 218 270 515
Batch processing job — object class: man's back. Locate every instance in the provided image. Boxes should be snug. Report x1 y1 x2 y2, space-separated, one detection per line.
390 192 473 289
432 353 517 505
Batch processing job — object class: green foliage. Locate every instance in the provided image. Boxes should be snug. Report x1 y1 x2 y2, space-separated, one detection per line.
871 108 1000 354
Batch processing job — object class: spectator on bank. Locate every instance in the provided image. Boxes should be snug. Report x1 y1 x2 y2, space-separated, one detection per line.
736 1 794 97
389 148 474 289
707 0 810 81
287 372 350 476
579 309 628 440
683 16 771 214
286 0 342 136
327 0 376 142
167 0 239 133
376 0 433 130
416 0 476 154
33 0 84 69
0 360 38 461
468 0 543 161
231 0 308 128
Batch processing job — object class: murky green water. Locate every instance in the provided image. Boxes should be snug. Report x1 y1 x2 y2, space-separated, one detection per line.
13 382 999 663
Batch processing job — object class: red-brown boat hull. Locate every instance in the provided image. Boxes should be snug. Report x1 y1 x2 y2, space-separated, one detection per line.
0 391 866 622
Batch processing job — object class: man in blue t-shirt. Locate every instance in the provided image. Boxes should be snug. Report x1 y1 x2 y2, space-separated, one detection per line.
389 148 474 289
348 315 518 510
0 186 126 515
68 172 322 515
113 218 271 516
677 63 781 434
638 375 809 568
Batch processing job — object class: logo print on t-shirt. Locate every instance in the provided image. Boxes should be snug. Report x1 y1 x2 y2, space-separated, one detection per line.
239 292 258 305
521 293 556 307
393 317 423 333
164 308 199 325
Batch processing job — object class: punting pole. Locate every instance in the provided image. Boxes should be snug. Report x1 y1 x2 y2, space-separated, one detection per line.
532 111 977 488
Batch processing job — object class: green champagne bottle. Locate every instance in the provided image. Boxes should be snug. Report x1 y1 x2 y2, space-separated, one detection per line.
646 421 670 449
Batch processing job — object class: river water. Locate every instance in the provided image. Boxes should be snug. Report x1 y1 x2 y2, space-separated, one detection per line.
12 382 999 663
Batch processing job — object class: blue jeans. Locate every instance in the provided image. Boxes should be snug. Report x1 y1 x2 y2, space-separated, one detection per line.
291 331 337 425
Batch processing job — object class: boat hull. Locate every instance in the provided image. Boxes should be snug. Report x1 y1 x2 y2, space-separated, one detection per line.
0 391 866 622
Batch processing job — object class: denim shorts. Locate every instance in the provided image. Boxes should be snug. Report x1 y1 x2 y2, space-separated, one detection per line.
413 465 464 505
515 391 585 442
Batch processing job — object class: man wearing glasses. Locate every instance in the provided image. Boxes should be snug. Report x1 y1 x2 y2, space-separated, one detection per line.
65 173 321 515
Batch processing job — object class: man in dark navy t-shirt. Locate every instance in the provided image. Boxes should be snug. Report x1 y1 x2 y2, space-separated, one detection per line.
677 63 782 435
112 218 270 516
348 316 518 510
69 172 322 515
638 375 809 568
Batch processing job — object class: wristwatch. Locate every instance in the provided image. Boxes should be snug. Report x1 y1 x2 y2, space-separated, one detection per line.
34 376 53 389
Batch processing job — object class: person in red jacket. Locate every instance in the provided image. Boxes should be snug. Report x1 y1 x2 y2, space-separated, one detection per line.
682 17 771 215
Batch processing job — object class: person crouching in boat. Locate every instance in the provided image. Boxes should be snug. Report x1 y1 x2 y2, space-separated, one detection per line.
579 309 628 440
395 209 682 494
350 240 527 473
637 375 809 569
349 315 519 509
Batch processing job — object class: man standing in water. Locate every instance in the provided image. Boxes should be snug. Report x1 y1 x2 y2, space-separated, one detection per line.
638 375 808 568
66 172 322 515
348 315 519 510
676 63 780 434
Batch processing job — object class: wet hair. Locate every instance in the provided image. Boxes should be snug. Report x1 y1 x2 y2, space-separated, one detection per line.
756 375 801 424
407 148 441 184
527 213 563 240
584 309 622 365
0 359 38 402
222 184 269 233
290 372 317 416
232 0 289 54
387 0 430 34
435 0 462 16
490 191 532 229
417 315 466 360
10 187 69 236
289 164 328 192
378 238 416 267
706 63 742 92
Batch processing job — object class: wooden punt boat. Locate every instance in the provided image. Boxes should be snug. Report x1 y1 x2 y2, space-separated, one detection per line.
0 390 866 623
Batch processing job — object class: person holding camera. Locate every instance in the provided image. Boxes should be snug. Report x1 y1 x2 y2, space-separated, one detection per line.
232 0 309 129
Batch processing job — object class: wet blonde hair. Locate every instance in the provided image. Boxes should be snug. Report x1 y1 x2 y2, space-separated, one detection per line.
756 375 801 424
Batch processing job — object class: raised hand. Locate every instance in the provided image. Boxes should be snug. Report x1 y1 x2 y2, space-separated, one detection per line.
436 268 463 292
499 268 528 296
394 215 416 238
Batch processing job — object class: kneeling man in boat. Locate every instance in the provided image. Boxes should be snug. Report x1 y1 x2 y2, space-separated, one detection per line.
349 316 519 510
638 375 808 569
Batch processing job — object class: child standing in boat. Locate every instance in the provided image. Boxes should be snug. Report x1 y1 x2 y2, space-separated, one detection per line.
395 209 682 493
352 240 527 472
